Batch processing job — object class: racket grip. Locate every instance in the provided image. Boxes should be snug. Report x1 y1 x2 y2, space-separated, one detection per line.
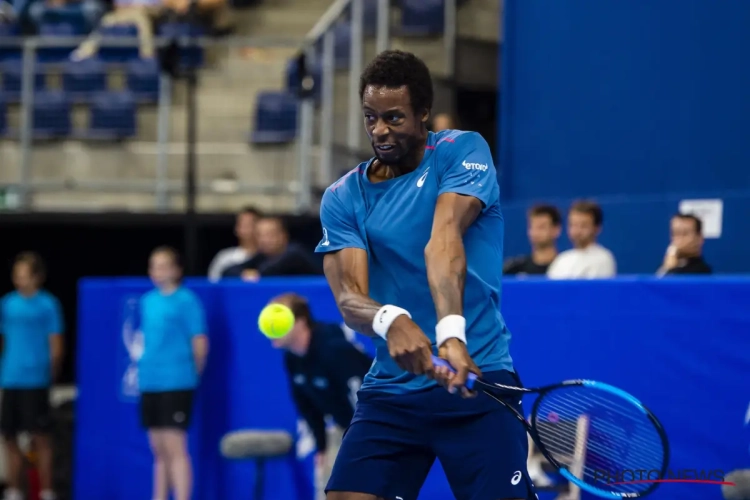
431 355 478 390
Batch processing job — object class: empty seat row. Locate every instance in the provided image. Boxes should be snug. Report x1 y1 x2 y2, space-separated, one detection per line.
0 90 137 138
0 58 160 102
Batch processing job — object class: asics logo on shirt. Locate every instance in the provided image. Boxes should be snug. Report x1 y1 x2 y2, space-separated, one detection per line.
462 160 488 171
416 168 430 187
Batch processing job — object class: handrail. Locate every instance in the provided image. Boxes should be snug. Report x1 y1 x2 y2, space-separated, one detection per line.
303 0 351 45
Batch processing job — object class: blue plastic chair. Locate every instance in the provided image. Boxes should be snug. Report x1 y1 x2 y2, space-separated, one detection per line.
33 90 71 138
62 57 106 102
249 91 298 144
88 90 136 138
400 0 444 36
125 58 159 102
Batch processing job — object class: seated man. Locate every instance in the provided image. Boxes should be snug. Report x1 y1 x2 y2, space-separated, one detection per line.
656 213 712 276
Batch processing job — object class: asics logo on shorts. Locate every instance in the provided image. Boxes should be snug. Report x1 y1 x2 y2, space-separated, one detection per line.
511 470 522 485
462 160 488 171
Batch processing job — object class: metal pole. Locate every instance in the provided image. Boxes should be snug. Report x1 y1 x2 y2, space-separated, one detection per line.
375 0 390 54
443 0 457 77
18 39 36 210
296 46 315 214
184 17 199 275
155 73 172 211
347 0 364 152
320 30 335 186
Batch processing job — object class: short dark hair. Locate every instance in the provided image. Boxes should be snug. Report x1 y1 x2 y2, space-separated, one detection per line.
151 245 182 267
359 50 434 114
528 204 562 226
239 206 263 218
570 200 604 227
14 251 46 279
259 216 288 235
272 293 313 326
673 213 703 235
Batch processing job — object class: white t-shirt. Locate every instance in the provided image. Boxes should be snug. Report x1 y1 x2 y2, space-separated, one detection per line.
546 243 616 279
207 247 254 282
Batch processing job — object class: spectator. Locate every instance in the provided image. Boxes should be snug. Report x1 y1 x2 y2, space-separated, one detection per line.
29 0 104 34
161 0 232 36
547 200 616 279
0 252 63 500
504 204 562 276
207 206 263 282
430 112 456 132
657 213 712 275
222 216 322 279
265 293 372 500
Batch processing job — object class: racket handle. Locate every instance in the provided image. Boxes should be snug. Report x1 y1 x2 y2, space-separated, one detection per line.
431 355 478 390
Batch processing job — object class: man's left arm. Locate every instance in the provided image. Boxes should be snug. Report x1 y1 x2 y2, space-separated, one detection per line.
425 132 498 395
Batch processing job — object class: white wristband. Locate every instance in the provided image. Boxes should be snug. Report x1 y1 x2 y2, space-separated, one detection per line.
372 305 411 340
435 315 467 347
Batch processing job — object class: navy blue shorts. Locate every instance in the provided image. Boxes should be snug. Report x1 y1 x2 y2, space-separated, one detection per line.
326 370 536 500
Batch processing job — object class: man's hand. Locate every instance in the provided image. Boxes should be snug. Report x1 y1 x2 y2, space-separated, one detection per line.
434 338 481 398
387 315 434 376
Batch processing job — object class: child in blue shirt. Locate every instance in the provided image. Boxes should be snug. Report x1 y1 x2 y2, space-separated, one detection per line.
0 252 64 500
138 246 208 500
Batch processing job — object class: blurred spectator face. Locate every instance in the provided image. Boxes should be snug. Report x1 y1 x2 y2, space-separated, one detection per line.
256 218 288 257
670 216 703 257
12 262 40 294
268 296 308 353
148 250 181 288
235 211 258 245
567 210 599 248
432 113 454 132
528 214 560 249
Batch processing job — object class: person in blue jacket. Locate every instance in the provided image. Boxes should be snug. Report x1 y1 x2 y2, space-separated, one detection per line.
0 251 64 500
138 246 208 500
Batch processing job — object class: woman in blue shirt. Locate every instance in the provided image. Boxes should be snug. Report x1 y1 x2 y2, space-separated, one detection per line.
139 246 208 500
0 252 63 500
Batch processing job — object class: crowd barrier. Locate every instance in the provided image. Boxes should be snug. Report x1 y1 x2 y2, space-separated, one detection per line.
75 276 750 500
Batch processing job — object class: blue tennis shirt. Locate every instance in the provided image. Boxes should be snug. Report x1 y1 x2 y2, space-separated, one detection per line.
315 129 514 394
138 286 206 392
0 290 63 388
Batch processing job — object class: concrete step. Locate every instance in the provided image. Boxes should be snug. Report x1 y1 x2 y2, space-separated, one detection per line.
457 0 502 44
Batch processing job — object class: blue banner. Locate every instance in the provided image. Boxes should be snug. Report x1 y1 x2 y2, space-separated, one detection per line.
75 277 750 500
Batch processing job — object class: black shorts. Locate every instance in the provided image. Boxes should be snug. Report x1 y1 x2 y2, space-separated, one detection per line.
0 388 53 437
140 390 194 430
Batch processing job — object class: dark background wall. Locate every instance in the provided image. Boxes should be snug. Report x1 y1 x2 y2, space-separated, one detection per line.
0 213 323 385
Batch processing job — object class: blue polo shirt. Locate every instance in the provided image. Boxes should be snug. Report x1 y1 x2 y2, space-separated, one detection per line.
0 290 63 388
138 286 206 392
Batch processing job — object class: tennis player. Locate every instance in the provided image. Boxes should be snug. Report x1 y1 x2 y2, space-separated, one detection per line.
138 246 208 500
0 252 63 500
316 50 535 500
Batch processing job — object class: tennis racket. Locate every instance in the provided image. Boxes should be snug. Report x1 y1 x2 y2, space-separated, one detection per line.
431 355 669 499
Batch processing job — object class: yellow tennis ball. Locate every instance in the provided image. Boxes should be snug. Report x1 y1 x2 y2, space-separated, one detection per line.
258 303 296 339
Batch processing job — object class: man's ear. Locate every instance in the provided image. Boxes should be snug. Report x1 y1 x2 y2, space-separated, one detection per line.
422 109 430 124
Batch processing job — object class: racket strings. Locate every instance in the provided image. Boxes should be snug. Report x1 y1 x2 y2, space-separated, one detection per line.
534 386 666 495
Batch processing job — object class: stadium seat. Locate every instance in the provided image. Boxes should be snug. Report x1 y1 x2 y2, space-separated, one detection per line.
344 0 378 36
87 91 136 139
0 59 46 102
333 22 351 69
158 23 204 68
38 22 78 62
284 56 321 101
126 58 160 103
33 90 71 138
400 0 444 36
0 22 21 62
62 58 106 102
249 91 298 144
98 24 139 63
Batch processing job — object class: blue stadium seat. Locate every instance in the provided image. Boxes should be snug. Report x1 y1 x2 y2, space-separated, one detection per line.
98 24 139 63
158 23 204 68
33 90 71 138
38 22 78 62
126 58 159 102
344 0 378 36
249 91 298 144
285 56 321 101
316 21 351 70
0 59 46 102
400 0 444 36
0 23 22 62
62 57 106 102
87 91 136 139
0 94 6 136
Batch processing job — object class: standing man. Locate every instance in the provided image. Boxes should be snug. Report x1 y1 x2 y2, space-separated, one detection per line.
504 204 562 276
316 50 535 500
547 200 617 279
266 293 372 500
0 252 64 500
207 206 263 281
